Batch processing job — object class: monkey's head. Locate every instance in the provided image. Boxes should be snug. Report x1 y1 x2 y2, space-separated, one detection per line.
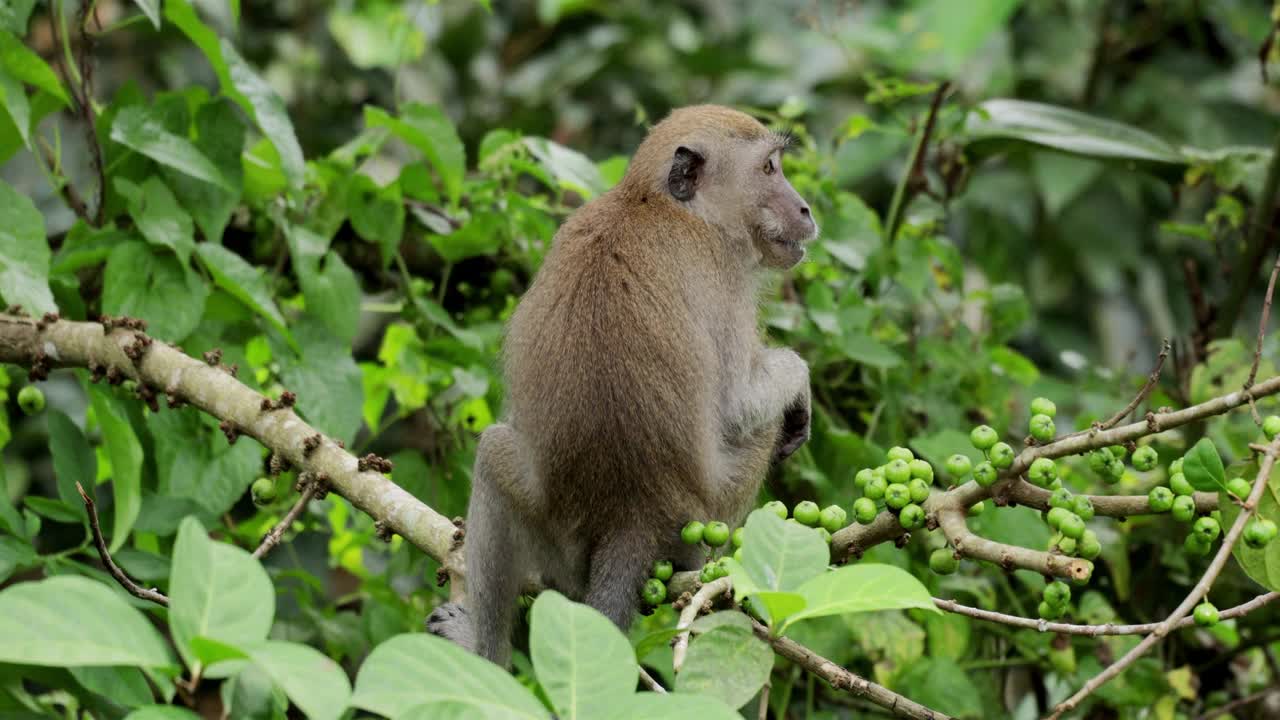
627 105 819 269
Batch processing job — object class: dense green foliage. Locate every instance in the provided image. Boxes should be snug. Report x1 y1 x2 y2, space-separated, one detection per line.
4 1 1280 718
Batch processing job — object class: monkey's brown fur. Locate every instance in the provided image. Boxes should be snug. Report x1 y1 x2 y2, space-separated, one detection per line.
428 105 817 665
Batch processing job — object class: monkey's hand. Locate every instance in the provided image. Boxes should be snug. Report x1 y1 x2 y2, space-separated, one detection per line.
774 392 810 462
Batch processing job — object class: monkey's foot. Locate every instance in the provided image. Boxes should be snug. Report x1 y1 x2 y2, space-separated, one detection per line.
426 602 476 651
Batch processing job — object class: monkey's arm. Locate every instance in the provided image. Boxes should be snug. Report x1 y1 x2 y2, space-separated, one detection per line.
724 347 810 448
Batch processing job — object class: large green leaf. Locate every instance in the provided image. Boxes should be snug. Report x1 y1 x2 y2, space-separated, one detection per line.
116 176 196 266
1183 438 1227 493
124 708 202 720
220 39 305 191
601 693 741 720
675 625 773 710
530 591 638 720
964 99 1185 166
46 409 93 519
1223 461 1280 592
109 106 233 189
195 243 291 343
737 509 829 593
70 665 153 708
102 241 207 342
0 66 29 147
203 641 350 720
351 634 549 719
151 408 260 519
0 30 68 105
89 386 143 553
169 517 274 672
275 318 363 446
286 225 361 343
165 99 244 242
365 104 465 204
0 575 172 667
0 177 55 313
781 564 939 634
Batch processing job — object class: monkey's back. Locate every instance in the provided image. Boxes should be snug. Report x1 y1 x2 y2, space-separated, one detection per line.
501 194 722 535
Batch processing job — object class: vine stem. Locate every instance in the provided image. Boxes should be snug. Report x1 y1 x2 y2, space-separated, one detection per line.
1046 435 1280 719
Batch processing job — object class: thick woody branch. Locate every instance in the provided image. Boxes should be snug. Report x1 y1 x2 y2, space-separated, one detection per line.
934 591 1280 636
0 316 460 568
753 620 954 720
938 510 1092 582
1047 436 1280 719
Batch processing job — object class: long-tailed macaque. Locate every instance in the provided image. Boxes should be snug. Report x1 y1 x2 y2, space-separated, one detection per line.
427 105 818 666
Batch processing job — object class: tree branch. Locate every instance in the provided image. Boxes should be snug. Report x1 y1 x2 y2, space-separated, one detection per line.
938 509 1092 581
0 315 461 567
76 482 169 606
1047 435 1280 719
934 590 1280 636
252 479 319 560
672 577 731 672
753 620 954 720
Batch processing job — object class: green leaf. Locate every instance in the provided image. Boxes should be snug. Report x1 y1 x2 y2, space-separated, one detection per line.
0 67 30 146
780 564 939 634
738 508 830 593
0 535 38 582
124 709 202 720
23 495 82 523
1183 437 1227 493
102 242 207 342
0 1 35 34
165 0 236 105
427 212 504 264
964 99 1185 166
89 386 142 553
109 106 233 189
0 575 172 667
0 177 55 313
237 641 351 720
70 665 153 708
903 0 1023 76
169 516 274 672
220 39 305 191
1223 462 1280 592
675 625 773 710
46 409 94 518
895 657 983 718
151 408 260 519
130 0 161 29
351 634 549 719
327 5 426 69
530 590 638 720
275 318 363 446
601 693 741 720
115 177 196 266
365 104 465 204
166 99 244 242
195 243 292 344
285 225 361 343
524 136 605 199
346 173 404 265
0 30 68 105
839 333 902 369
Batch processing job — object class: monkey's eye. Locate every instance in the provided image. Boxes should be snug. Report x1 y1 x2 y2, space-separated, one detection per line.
762 158 775 175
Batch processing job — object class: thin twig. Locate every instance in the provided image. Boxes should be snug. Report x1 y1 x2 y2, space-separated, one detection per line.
76 482 169 607
1218 128 1280 339
74 1 106 225
757 681 771 720
934 591 1280 636
1046 436 1280 719
753 621 953 720
1244 252 1280 423
1064 339 1170 439
671 577 731 673
884 81 950 245
1195 686 1276 720
638 667 667 694
252 482 319 559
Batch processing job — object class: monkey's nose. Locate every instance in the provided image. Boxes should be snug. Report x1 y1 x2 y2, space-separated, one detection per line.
799 204 811 218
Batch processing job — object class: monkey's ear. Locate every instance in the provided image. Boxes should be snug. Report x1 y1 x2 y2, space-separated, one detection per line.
667 146 704 202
